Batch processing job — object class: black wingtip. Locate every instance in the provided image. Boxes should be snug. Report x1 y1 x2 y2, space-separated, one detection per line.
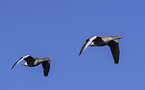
44 74 48 77
11 66 14 70
114 61 119 64
79 51 82 56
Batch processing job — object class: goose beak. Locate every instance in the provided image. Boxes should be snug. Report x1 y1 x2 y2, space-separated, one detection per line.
49 58 52 60
119 36 123 38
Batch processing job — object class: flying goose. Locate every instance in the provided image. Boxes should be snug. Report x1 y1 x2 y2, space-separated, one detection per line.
79 35 123 64
11 55 52 76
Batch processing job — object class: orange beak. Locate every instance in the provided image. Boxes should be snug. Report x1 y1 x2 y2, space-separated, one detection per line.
49 58 52 60
119 36 123 38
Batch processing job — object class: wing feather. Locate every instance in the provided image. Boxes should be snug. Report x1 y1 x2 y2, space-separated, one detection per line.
79 36 97 56
11 55 30 69
42 61 50 77
108 41 119 64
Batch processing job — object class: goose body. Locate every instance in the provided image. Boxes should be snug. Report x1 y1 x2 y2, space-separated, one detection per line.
11 55 52 76
79 35 123 64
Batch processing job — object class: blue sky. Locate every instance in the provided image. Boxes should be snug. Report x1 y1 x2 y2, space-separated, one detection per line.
0 0 145 90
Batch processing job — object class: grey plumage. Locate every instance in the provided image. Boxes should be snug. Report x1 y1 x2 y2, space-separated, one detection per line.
79 35 123 64
11 55 51 77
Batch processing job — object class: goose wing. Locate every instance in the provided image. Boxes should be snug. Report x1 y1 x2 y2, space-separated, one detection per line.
11 55 30 69
42 61 50 77
108 40 119 64
79 36 97 56
23 55 36 62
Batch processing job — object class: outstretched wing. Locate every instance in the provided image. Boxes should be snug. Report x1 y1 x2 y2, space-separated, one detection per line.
108 40 119 64
11 55 30 69
79 36 97 56
23 55 36 62
42 61 50 77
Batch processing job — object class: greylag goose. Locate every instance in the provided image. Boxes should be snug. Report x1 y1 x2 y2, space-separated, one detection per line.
79 35 123 64
11 55 52 76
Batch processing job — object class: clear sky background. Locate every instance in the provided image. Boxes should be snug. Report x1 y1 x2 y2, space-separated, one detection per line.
0 0 145 90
